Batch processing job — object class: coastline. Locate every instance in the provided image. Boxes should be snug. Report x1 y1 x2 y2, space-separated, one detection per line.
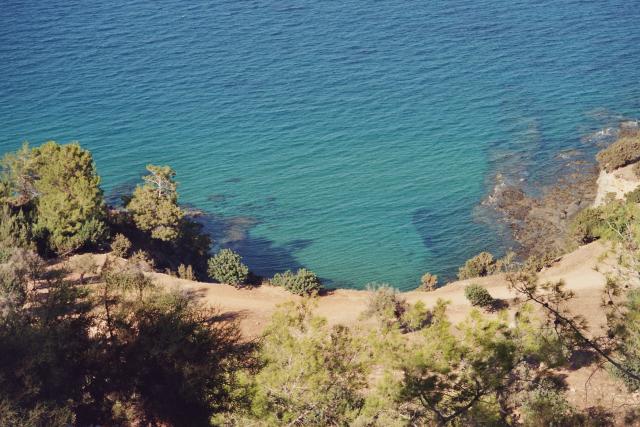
137 147 640 338
144 240 608 338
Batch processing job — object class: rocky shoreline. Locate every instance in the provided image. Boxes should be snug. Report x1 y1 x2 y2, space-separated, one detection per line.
483 158 598 258
483 121 640 259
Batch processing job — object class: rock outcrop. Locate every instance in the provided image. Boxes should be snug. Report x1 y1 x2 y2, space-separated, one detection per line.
594 162 640 206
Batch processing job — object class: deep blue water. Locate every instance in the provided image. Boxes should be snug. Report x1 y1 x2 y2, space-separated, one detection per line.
1 1 639 289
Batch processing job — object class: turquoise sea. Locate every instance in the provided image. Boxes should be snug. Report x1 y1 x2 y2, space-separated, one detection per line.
1 1 639 289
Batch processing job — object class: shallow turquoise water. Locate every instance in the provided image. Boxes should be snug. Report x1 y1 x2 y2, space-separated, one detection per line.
1 1 639 289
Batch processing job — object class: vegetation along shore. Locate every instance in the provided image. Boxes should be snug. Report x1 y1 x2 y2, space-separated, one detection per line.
3 125 640 425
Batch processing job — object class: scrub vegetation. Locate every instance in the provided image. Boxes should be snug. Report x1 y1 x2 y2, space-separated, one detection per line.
2 138 640 425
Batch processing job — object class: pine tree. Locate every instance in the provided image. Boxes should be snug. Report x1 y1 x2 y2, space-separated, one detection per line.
31 142 106 254
127 165 184 241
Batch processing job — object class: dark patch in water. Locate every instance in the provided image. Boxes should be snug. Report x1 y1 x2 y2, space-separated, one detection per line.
105 178 139 206
223 177 242 183
412 207 495 282
207 193 234 203
193 211 315 279
411 208 443 256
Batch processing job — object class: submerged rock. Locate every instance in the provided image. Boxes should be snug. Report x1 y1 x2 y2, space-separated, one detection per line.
483 161 597 258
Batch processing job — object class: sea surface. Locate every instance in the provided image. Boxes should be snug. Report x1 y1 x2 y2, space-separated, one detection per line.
1 1 640 289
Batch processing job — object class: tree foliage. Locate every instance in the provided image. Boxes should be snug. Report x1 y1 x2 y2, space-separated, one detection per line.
127 165 185 241
32 142 107 254
110 233 132 258
520 382 578 427
0 254 246 426
0 142 38 207
0 204 32 255
1 141 107 255
93 264 245 426
399 304 516 425
607 288 640 391
244 301 367 426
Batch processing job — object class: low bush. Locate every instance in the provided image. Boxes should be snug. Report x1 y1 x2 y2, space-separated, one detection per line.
361 284 407 326
626 186 640 203
464 284 493 308
270 268 322 295
524 252 559 273
520 384 578 427
178 264 195 281
111 233 131 258
362 285 433 331
458 252 496 280
596 133 640 172
68 254 98 284
494 251 516 272
418 272 438 291
0 248 44 306
401 301 431 331
567 207 604 245
207 249 249 287
129 250 155 272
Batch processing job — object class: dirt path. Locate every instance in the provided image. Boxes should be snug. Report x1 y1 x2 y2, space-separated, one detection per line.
152 241 610 338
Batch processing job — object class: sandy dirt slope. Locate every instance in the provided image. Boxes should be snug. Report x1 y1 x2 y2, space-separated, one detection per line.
143 241 640 413
151 241 610 338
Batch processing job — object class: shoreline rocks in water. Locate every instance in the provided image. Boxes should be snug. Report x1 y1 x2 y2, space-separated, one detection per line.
484 160 598 258
485 121 640 258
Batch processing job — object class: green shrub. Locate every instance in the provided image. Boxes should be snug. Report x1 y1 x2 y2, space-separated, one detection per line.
110 233 131 258
458 252 496 280
523 252 558 273
129 250 155 272
464 284 493 308
418 272 438 291
401 301 431 332
270 268 322 295
596 133 640 172
177 263 195 281
0 205 32 252
207 249 248 287
361 284 407 325
626 186 640 203
0 248 44 306
568 207 604 245
520 384 577 427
